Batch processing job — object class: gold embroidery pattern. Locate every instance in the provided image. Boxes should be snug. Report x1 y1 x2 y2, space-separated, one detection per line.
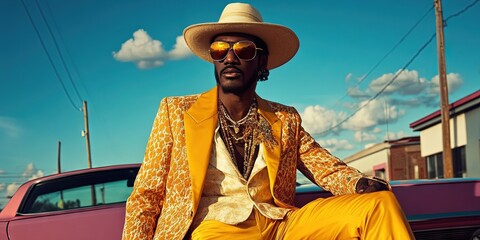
122 89 364 240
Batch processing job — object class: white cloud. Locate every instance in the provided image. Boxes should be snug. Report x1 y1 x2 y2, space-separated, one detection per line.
389 95 439 108
300 99 406 136
113 29 193 69
0 116 22 138
301 69 463 140
346 86 370 98
1 164 46 201
22 163 44 180
384 130 407 141
352 128 406 144
429 73 463 94
30 170 44 180
368 69 427 95
168 35 192 60
317 138 354 153
345 73 353 82
350 70 463 105
6 183 19 197
354 130 378 142
300 105 347 135
343 98 404 130
22 163 35 178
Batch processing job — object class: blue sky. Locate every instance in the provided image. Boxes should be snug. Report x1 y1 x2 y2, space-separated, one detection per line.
1 0 479 207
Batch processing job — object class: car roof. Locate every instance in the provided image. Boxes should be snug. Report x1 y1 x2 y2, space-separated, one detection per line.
0 163 141 218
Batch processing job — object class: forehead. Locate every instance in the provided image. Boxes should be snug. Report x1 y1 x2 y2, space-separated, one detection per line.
212 33 261 44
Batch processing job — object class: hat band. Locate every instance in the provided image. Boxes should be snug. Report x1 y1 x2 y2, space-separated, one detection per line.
219 12 263 23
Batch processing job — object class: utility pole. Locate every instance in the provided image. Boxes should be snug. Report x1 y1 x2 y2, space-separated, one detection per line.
384 100 390 141
57 141 64 204
434 0 453 178
57 141 61 173
82 100 93 168
82 100 96 205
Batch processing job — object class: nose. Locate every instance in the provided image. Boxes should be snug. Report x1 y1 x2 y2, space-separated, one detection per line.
223 48 240 64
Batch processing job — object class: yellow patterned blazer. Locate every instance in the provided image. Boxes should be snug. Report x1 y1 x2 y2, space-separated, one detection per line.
122 86 364 240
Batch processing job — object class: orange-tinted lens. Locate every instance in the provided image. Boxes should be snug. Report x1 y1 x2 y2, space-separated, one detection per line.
209 41 230 61
233 41 256 60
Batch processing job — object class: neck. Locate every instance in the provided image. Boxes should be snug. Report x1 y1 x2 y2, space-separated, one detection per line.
218 91 256 121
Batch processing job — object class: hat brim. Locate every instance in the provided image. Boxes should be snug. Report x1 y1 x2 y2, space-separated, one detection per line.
183 22 299 70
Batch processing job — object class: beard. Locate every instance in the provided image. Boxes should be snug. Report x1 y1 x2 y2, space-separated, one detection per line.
214 67 257 95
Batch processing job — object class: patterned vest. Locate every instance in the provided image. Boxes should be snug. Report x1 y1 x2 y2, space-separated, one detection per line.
191 128 291 230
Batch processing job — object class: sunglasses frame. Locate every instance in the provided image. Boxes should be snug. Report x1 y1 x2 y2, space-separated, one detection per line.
209 40 265 62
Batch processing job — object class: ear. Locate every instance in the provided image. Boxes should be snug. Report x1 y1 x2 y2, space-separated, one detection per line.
258 52 268 70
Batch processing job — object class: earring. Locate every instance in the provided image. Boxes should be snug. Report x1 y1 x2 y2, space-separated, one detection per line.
257 69 269 81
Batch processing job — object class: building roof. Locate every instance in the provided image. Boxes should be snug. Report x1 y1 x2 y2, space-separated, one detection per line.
409 90 480 131
343 136 420 163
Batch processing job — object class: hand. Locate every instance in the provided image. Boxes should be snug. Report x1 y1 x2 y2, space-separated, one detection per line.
356 177 390 194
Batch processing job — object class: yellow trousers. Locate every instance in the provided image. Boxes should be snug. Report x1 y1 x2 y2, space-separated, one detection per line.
191 191 414 240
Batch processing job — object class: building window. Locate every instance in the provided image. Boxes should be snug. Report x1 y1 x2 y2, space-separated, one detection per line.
426 146 466 179
373 163 387 180
452 146 467 178
374 168 386 179
427 153 443 179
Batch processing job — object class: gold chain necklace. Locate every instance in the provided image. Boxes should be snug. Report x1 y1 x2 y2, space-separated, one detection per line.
218 99 258 179
219 100 257 142
222 103 254 135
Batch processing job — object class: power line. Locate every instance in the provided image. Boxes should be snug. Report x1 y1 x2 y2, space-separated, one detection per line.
316 33 436 136
316 0 478 136
35 0 83 103
444 0 479 23
44 0 91 103
20 0 81 111
333 5 434 106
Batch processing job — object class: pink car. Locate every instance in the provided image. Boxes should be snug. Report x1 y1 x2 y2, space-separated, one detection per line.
0 164 140 240
2 164 479 239
296 178 480 240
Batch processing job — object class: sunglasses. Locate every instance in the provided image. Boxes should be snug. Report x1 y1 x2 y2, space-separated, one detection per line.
209 40 265 61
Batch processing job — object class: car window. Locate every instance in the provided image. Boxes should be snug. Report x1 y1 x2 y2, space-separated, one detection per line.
296 170 314 186
26 179 132 213
19 167 139 214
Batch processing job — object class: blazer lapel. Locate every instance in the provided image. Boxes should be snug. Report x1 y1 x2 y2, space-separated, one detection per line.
256 96 282 193
184 87 218 210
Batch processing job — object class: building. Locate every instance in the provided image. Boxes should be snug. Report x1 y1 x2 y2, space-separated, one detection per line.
409 90 480 179
343 137 425 181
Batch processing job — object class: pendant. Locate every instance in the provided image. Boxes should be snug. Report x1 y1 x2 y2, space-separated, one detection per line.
234 125 240 134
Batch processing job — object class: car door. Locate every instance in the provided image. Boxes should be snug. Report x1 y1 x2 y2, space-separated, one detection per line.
7 204 127 240
6 167 138 240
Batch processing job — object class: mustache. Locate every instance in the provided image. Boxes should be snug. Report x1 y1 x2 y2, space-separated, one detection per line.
221 65 242 74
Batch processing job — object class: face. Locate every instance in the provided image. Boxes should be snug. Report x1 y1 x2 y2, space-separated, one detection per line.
212 33 267 95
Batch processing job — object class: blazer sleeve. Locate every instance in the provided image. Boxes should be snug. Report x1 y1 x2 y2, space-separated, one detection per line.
122 97 173 240
294 110 365 195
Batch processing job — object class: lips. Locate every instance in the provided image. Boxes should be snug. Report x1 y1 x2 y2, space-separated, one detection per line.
222 67 242 78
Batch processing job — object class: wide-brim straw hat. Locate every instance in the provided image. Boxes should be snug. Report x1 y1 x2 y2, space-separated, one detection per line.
183 2 299 70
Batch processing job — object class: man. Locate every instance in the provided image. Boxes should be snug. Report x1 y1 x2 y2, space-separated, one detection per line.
122 3 414 240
